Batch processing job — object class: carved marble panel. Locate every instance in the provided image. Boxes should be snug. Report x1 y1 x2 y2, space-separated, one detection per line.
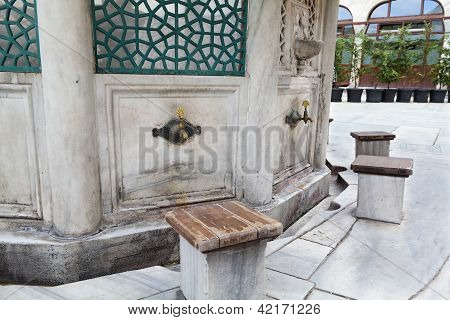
279 0 321 76
101 81 244 212
0 85 41 219
273 79 319 185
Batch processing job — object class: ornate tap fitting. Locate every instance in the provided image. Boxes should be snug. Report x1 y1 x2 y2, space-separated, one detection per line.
153 107 201 145
285 100 313 129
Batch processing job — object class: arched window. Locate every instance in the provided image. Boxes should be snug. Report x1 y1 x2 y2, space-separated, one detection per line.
337 5 355 37
366 0 445 42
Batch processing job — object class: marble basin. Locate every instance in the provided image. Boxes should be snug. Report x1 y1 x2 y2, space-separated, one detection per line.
294 39 323 60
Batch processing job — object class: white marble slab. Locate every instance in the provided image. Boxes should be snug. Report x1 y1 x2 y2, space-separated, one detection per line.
142 288 185 300
266 239 332 280
330 185 357 209
2 266 180 300
302 204 357 248
413 258 450 300
356 174 406 224
393 126 439 146
306 289 348 300
0 286 65 300
338 170 358 185
266 269 314 300
266 236 295 257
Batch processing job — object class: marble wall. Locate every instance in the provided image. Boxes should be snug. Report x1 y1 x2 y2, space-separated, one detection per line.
0 0 340 284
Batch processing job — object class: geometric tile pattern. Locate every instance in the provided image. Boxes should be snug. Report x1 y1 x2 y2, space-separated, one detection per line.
0 0 40 72
279 0 288 67
278 0 319 74
92 0 248 76
303 0 318 41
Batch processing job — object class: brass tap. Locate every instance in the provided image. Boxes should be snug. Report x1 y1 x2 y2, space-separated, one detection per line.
285 100 313 128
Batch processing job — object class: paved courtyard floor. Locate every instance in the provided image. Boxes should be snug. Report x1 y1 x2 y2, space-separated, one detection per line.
1 102 449 300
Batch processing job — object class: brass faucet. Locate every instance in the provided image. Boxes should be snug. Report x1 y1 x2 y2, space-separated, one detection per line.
285 100 313 129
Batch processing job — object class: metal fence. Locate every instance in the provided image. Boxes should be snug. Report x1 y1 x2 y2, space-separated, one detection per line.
92 0 248 76
0 0 40 72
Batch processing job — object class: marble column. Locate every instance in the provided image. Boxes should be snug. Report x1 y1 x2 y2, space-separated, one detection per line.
243 0 282 206
314 0 340 170
38 0 102 236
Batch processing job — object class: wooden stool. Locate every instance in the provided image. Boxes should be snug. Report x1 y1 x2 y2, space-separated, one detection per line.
166 201 282 300
351 155 413 224
351 131 396 158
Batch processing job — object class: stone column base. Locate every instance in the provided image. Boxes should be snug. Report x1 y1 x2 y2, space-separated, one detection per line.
356 173 405 224
180 238 267 300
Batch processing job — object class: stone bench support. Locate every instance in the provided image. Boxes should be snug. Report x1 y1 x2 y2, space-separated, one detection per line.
166 201 282 300
180 238 267 300
351 156 413 224
351 131 396 158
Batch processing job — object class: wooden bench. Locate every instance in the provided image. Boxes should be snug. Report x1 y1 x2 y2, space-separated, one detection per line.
351 131 396 158
351 155 413 224
166 201 283 300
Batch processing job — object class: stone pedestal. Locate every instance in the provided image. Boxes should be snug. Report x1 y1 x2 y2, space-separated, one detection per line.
351 131 396 158
356 173 406 224
180 238 267 300
351 155 413 225
166 201 281 300
356 140 391 157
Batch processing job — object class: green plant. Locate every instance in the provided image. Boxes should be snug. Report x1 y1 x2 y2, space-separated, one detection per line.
333 37 346 87
431 37 450 89
416 21 434 87
394 25 419 87
367 34 401 89
342 30 371 88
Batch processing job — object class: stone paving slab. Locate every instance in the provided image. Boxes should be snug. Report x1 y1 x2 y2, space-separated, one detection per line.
281 197 335 239
266 239 332 280
306 289 348 300
302 204 357 248
338 170 358 185
1 266 180 300
413 257 450 300
393 126 439 146
266 269 314 300
310 219 449 300
266 236 295 257
142 288 185 300
321 102 450 300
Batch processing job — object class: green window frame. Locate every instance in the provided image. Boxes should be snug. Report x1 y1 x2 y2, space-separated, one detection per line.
92 0 248 76
0 0 41 73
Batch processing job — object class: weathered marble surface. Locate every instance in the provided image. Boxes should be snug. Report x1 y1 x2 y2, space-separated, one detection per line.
356 174 406 224
302 204 357 248
258 170 331 227
266 239 332 280
142 288 185 300
266 269 314 300
413 257 450 300
355 140 390 158
39 0 102 236
315 102 450 299
0 267 180 300
306 289 348 300
0 219 179 286
338 170 358 185
266 236 295 257
393 126 439 146
180 238 266 300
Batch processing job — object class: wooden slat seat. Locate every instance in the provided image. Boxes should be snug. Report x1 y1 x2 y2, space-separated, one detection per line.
350 131 396 141
351 155 413 177
166 200 283 252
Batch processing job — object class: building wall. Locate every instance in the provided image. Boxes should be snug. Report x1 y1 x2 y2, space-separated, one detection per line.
0 0 340 285
340 0 450 27
339 0 450 88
